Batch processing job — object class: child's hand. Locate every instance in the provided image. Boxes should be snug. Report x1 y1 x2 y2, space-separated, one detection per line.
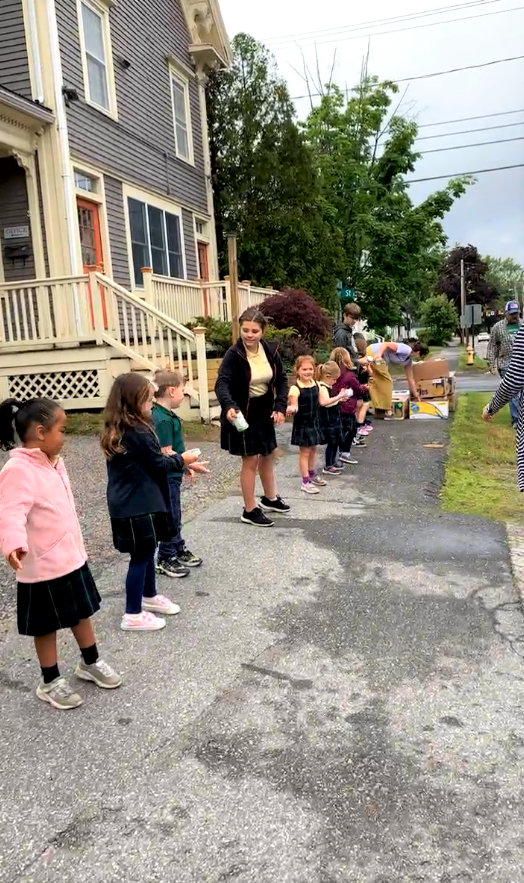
181 450 199 466
286 405 298 416
187 460 210 476
8 549 26 572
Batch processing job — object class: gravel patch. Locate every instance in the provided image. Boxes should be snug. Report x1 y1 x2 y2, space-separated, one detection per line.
0 437 240 634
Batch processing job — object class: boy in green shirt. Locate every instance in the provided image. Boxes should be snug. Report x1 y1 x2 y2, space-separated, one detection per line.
152 370 203 578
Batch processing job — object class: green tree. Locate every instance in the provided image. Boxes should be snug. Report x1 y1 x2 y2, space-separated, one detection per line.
206 34 339 305
302 79 471 328
437 245 498 311
419 295 459 345
483 255 524 305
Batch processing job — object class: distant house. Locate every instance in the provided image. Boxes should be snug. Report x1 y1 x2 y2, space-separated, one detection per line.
0 0 234 417
0 0 231 289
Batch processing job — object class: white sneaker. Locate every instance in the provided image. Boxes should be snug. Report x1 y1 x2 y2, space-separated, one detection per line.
301 481 320 495
120 611 166 631
143 594 181 616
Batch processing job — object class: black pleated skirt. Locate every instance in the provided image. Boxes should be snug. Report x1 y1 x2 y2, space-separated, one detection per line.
221 392 277 457
17 563 101 637
320 404 342 446
111 511 173 555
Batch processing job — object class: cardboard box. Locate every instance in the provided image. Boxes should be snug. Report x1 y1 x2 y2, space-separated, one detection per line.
391 391 410 419
409 399 449 420
417 373 456 400
412 359 450 382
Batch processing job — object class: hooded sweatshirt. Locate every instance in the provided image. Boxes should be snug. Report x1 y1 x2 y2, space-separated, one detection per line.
0 448 87 583
333 323 357 356
333 369 368 415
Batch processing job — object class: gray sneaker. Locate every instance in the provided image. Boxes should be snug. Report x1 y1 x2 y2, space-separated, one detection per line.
75 659 122 690
36 676 83 710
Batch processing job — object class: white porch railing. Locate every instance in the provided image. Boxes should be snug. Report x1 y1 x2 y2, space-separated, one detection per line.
238 283 275 314
0 272 210 421
145 270 229 325
145 269 277 326
0 275 93 346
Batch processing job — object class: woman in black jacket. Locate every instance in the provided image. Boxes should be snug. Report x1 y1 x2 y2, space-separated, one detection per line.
215 307 290 527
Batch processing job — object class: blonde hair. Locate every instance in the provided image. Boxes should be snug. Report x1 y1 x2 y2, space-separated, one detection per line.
330 347 353 370
294 354 316 378
153 369 183 398
317 360 341 383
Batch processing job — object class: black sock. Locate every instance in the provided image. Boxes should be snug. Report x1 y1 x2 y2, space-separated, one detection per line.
80 643 99 666
41 664 60 684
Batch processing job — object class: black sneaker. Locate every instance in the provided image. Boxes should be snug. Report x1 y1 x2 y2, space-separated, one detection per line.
353 437 367 447
260 495 291 515
156 558 190 578
177 549 203 568
241 507 274 527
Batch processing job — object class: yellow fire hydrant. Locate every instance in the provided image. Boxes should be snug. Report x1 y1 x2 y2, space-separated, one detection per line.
466 346 475 366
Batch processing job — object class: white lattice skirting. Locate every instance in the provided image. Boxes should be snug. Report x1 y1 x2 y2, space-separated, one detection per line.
7 370 101 405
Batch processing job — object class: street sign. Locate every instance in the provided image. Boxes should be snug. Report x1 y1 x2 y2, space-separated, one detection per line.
460 303 482 328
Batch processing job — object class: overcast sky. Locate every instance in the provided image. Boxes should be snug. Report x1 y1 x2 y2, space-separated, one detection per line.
219 0 524 267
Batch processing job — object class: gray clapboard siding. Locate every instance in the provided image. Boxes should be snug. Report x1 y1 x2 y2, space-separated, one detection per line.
58 0 208 224
0 157 35 282
0 0 31 98
104 175 129 287
182 209 197 280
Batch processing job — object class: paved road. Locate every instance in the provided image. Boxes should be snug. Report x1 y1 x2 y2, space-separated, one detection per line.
1 421 524 882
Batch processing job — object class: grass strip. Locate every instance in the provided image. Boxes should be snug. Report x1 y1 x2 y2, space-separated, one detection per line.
441 392 523 522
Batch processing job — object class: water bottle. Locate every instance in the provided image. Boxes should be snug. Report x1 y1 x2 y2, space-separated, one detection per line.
232 412 249 432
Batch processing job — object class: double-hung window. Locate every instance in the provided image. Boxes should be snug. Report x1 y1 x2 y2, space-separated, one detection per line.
170 73 192 162
128 198 184 286
79 0 117 116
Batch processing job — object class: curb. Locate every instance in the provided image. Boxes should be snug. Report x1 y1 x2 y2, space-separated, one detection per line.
506 522 524 603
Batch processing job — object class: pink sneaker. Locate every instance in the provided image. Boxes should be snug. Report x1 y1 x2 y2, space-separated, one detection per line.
120 611 166 631
143 594 181 616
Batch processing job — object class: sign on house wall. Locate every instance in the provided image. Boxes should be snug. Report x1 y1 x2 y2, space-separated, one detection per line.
3 226 30 240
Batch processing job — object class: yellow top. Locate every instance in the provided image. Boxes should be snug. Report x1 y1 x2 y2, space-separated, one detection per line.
247 346 273 398
289 380 317 398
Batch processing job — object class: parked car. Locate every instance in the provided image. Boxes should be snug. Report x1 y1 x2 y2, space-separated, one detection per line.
478 332 491 342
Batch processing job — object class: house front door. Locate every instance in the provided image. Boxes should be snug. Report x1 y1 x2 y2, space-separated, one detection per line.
77 198 104 271
77 197 107 326
197 241 209 282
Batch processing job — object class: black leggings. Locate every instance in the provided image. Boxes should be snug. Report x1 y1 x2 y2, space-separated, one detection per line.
340 414 358 453
325 443 339 468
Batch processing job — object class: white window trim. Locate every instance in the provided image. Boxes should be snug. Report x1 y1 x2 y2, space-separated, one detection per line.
77 0 118 119
194 217 210 243
123 183 187 289
71 160 113 277
169 67 194 166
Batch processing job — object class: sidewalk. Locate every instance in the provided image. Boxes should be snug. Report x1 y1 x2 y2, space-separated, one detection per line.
1 421 524 883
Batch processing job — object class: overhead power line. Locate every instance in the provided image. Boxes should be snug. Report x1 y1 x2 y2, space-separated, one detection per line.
408 162 524 183
416 120 524 140
291 55 524 101
419 134 524 153
271 4 524 51
417 107 524 128
263 0 501 44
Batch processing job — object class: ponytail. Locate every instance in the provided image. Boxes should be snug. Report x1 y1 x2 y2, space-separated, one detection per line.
0 397 60 451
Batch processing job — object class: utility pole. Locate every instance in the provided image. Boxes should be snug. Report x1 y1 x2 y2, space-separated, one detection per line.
460 259 467 346
227 234 240 342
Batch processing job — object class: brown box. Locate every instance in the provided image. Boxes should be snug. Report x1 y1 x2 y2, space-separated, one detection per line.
391 391 410 419
412 359 450 382
417 373 456 400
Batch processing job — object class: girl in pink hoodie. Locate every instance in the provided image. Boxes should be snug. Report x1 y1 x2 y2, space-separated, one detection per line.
0 397 121 710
